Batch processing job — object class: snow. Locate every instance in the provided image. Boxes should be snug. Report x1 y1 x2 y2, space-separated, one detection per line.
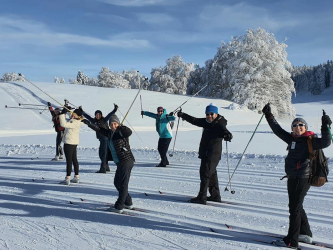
0 81 332 250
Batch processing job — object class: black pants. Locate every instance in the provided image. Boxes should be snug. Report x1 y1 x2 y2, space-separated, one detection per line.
198 158 221 199
98 139 110 172
284 178 312 247
158 138 172 166
114 160 134 210
64 144 79 176
56 131 64 156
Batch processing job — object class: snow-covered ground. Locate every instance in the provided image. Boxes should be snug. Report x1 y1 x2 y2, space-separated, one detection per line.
0 81 332 250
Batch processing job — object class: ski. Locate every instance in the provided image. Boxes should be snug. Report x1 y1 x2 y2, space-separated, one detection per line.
224 224 333 249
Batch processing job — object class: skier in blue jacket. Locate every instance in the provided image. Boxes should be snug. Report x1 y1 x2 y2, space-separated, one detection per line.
141 107 176 167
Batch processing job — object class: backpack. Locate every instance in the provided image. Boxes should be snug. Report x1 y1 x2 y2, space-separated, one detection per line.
307 136 330 187
166 115 174 129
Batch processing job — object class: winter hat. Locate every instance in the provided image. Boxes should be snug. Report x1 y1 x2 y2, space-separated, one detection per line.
73 108 83 117
157 106 164 112
291 118 308 130
205 103 218 114
95 110 102 116
109 115 120 125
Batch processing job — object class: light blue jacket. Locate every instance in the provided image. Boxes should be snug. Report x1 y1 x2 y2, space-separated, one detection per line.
143 109 176 139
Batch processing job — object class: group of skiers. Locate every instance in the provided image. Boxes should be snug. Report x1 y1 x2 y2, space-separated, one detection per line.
47 100 332 250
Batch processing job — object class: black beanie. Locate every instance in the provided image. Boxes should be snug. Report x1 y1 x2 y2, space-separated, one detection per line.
95 110 102 116
74 108 83 117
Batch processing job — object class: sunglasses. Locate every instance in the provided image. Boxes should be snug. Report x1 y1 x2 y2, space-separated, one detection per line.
292 123 305 128
206 113 214 116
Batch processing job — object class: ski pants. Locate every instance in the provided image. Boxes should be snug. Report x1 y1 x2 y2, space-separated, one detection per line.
98 139 110 172
158 138 172 166
56 131 64 156
114 160 134 210
198 157 221 199
64 144 79 176
284 177 312 247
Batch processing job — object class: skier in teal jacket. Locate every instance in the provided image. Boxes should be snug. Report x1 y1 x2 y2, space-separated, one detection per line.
142 107 176 167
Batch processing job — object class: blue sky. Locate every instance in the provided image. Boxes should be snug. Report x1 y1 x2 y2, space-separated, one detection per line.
0 0 332 82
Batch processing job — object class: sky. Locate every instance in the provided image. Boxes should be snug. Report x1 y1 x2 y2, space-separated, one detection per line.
0 0 333 82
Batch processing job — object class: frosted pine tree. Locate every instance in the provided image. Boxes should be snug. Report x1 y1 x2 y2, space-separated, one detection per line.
60 78 65 83
77 70 84 85
54 77 60 83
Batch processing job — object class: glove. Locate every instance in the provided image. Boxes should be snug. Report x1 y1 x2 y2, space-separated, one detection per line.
114 104 118 111
47 102 51 107
224 132 233 142
169 112 174 116
322 114 332 127
141 111 144 116
262 103 271 114
81 119 90 125
61 108 68 114
177 110 183 118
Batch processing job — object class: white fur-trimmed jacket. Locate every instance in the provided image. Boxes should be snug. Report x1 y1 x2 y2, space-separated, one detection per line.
59 114 84 145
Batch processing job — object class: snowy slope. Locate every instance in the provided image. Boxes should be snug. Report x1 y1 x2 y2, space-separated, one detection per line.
0 81 332 250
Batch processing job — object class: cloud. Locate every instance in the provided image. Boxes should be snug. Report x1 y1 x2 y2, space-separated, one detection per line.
111 30 225 44
137 13 179 27
0 16 151 49
96 0 186 7
198 2 301 32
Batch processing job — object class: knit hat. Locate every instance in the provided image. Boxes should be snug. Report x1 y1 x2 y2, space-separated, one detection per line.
291 118 308 130
73 108 83 117
95 110 102 116
157 106 164 112
205 103 218 114
109 115 120 125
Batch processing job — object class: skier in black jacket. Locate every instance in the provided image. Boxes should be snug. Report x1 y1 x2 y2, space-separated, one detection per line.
82 104 118 173
82 114 135 213
262 103 331 249
177 103 233 205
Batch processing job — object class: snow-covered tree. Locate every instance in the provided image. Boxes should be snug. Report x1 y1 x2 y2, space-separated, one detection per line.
77 70 84 85
2 72 19 82
147 55 194 94
17 73 25 81
60 78 65 83
54 77 60 83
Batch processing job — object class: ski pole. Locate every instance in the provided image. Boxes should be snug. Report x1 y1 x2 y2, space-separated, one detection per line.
19 103 47 107
5 105 46 110
120 78 147 125
18 74 78 117
118 108 144 144
224 113 265 191
140 95 143 118
172 84 208 113
224 141 235 194
39 105 49 114
323 110 333 143
169 108 181 157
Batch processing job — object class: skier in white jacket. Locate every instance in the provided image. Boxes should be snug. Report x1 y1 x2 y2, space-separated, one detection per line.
59 106 84 185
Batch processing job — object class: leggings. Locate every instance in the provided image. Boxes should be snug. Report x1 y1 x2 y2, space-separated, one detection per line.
64 144 79 176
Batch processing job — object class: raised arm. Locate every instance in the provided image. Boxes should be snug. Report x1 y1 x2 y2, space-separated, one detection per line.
104 104 118 121
313 113 332 150
143 111 158 119
178 111 207 128
59 114 81 129
84 121 111 138
262 104 292 144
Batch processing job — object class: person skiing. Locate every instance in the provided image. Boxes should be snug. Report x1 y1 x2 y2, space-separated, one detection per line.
82 104 118 173
82 114 135 214
48 102 65 161
141 107 176 167
262 103 331 249
177 103 233 204
59 106 84 185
